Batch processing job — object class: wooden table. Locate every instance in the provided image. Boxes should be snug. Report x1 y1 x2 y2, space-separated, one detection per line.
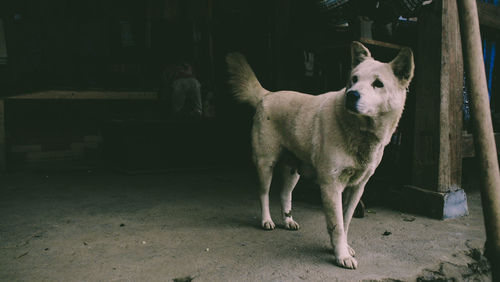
0 90 158 171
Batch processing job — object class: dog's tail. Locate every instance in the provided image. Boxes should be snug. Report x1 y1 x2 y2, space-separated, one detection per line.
226 53 268 108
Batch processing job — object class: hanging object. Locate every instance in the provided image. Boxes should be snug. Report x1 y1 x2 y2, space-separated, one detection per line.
316 0 433 25
315 0 352 25
390 0 432 18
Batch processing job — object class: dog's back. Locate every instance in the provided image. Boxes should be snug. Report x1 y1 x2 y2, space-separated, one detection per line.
226 52 339 162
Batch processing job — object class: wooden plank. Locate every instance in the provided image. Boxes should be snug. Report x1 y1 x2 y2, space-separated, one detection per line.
11 145 42 153
26 150 84 162
477 0 500 30
359 38 405 50
7 90 158 100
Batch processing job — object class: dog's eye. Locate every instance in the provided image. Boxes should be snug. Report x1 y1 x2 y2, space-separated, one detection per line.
372 79 384 88
352 76 358 84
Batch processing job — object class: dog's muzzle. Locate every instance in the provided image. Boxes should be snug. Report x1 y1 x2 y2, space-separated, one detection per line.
345 90 360 113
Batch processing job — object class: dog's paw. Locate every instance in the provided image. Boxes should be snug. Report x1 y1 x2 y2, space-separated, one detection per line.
262 220 276 230
284 219 300 230
334 256 358 269
348 245 355 257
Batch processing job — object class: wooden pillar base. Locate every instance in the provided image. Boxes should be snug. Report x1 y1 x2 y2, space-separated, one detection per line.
399 185 469 219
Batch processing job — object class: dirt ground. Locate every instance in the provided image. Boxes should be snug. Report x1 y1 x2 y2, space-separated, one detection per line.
0 168 491 281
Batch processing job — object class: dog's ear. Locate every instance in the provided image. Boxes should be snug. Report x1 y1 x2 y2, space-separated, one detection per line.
351 41 372 68
390 47 415 88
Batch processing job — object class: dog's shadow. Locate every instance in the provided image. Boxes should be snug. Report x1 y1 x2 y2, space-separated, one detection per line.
208 213 309 232
222 216 263 231
277 241 339 266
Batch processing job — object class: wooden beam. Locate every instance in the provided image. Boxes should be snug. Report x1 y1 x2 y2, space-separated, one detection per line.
7 90 158 100
359 38 405 50
477 0 500 30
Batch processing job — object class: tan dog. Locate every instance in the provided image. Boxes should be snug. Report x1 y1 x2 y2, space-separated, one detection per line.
226 42 414 269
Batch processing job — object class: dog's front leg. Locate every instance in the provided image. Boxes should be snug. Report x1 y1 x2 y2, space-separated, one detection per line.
342 183 366 257
343 180 369 233
320 183 358 269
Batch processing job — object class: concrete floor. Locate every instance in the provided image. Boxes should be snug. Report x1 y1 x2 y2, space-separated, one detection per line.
0 168 491 281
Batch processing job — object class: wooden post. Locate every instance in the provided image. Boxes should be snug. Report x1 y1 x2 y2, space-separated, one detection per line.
458 0 500 277
404 0 467 218
0 99 6 171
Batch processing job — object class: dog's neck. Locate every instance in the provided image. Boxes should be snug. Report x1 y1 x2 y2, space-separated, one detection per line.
334 107 403 167
340 106 404 147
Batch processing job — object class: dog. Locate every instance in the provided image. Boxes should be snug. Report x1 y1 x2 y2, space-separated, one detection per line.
226 41 414 269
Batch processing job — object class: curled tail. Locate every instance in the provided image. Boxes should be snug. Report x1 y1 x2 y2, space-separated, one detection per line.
226 53 268 108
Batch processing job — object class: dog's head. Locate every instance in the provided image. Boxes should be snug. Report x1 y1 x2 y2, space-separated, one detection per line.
345 41 414 116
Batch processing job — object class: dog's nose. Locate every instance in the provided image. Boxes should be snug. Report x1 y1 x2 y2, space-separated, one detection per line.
346 90 360 112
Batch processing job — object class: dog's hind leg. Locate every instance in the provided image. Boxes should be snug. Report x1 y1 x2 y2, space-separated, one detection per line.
252 116 281 230
280 165 300 230
255 156 277 230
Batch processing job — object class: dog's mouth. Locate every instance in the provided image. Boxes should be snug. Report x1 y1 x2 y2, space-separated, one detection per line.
346 101 359 114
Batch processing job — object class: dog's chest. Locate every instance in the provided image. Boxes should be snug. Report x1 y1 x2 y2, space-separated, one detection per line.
352 137 384 165
343 146 383 185
340 167 369 186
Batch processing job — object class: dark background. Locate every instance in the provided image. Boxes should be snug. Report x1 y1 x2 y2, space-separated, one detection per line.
0 0 497 194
